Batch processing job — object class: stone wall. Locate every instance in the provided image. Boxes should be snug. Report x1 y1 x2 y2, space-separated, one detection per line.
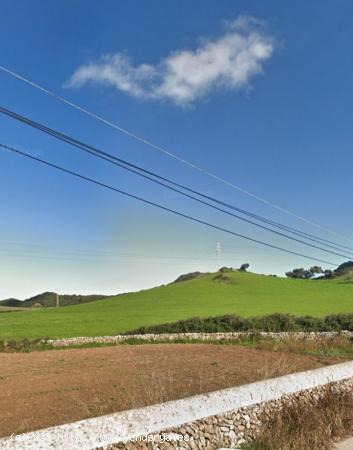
2 361 353 450
110 379 353 450
46 331 353 347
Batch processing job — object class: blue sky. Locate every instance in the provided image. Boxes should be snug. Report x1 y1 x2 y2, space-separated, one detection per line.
1 0 353 298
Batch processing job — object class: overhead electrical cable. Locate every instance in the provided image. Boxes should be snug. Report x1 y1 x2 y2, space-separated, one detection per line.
1 106 352 260
0 250 231 263
2 241 224 259
2 105 351 253
0 142 338 267
0 65 350 243
1 252 234 265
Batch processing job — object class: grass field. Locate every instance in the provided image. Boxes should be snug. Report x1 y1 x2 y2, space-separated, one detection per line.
1 271 353 340
0 306 28 313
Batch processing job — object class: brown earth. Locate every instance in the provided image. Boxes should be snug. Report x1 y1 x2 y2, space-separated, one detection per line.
0 344 343 437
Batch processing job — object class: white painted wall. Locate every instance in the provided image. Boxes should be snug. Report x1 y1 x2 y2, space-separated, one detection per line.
1 361 353 450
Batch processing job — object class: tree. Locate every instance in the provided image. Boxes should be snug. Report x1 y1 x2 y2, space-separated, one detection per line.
324 269 333 278
334 261 353 276
285 268 311 279
309 266 323 274
239 263 250 272
285 266 324 279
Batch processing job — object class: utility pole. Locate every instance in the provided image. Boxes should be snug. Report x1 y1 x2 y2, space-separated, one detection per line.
56 292 60 308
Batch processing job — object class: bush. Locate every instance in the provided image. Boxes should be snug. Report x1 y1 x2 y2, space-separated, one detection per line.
294 316 323 331
323 314 353 332
125 313 353 334
0 338 47 352
250 314 298 332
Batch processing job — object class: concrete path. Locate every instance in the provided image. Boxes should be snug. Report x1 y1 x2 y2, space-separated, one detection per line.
335 437 353 449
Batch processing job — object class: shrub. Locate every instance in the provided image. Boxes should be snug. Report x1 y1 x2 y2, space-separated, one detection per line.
125 313 353 334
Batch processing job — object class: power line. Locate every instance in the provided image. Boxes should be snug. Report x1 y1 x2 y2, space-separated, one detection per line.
0 249 240 263
0 142 339 266
1 241 225 259
1 241 270 261
2 105 352 258
1 253 244 266
3 105 351 254
0 64 350 243
1 106 352 260
0 243 228 260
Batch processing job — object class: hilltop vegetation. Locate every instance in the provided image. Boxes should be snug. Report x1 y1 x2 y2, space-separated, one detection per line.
285 261 353 280
331 260 353 280
1 266 353 340
0 292 109 309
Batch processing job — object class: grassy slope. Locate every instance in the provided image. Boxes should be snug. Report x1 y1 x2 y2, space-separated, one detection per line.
1 271 353 340
0 306 28 313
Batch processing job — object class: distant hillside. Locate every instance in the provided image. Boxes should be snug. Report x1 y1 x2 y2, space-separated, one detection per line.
0 298 24 308
0 292 110 308
3 262 350 311
1 266 353 340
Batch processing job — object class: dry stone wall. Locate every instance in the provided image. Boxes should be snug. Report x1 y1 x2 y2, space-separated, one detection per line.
108 379 353 450
46 331 353 347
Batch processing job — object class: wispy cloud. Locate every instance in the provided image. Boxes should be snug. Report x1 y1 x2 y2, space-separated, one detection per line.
67 16 275 106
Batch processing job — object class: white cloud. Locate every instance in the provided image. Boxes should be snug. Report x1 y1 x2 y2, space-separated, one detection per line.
68 16 274 106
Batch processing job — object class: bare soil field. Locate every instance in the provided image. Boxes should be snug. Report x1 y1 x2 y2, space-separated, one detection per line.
0 344 343 437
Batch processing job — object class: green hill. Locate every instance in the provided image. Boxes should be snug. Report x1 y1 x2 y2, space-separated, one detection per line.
1 268 353 340
0 292 109 308
0 299 24 308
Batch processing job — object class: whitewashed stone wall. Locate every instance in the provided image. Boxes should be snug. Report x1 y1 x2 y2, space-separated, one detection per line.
1 361 353 450
109 379 353 450
46 330 353 347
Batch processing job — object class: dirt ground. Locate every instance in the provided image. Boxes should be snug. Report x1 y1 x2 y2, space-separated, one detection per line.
0 344 342 437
